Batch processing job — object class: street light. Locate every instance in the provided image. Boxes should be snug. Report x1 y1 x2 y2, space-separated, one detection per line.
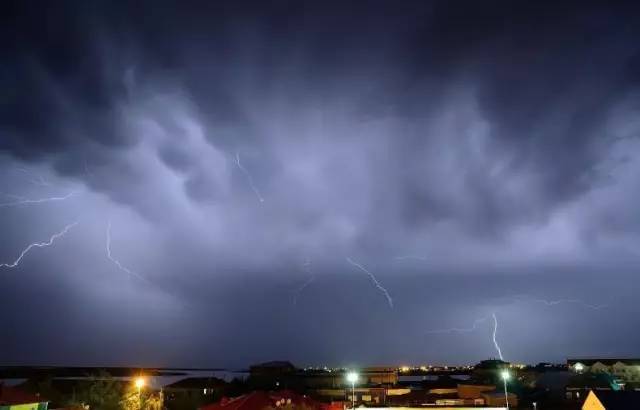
500 370 510 381
134 377 145 409
346 371 358 408
134 377 146 390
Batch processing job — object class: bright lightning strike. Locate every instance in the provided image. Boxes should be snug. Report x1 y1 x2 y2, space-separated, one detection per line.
0 191 78 207
492 313 510 410
492 313 504 360
106 221 147 283
511 294 607 310
531 298 607 310
0 222 79 269
425 317 487 334
235 152 264 203
346 257 394 308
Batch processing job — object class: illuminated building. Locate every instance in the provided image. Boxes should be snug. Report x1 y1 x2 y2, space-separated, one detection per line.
568 358 640 383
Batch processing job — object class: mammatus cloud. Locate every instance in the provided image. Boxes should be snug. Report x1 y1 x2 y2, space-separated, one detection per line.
1 1 640 366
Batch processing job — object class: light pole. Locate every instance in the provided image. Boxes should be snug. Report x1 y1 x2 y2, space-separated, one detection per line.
346 371 358 409
134 377 146 409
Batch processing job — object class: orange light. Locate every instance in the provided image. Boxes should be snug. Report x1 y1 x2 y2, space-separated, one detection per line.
134 377 146 389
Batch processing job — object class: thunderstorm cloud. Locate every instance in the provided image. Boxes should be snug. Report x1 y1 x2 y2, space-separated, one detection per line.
1 0 640 367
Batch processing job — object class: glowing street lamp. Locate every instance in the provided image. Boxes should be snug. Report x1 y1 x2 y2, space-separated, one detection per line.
134 376 146 408
134 376 146 391
346 371 359 408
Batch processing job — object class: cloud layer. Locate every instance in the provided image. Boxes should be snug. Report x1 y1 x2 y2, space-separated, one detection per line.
2 0 640 366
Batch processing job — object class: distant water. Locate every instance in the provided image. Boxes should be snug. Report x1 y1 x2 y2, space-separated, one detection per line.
1 370 248 390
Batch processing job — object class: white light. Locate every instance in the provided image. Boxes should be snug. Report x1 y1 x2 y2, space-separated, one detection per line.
501 370 510 381
346 371 359 384
575 363 585 372
134 377 145 389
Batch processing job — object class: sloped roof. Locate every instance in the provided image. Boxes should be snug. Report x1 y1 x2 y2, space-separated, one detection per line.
200 391 272 410
589 390 640 409
568 358 640 366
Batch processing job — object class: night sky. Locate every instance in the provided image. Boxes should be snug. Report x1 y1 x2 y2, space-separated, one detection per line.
2 1 640 368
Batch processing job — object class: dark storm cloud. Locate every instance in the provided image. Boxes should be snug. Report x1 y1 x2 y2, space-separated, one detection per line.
2 0 640 366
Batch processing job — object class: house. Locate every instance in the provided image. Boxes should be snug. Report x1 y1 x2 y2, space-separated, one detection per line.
248 361 297 390
163 377 226 409
313 386 390 406
457 383 495 399
296 367 397 389
481 391 518 408
581 389 640 409
384 383 503 407
0 384 48 410
568 358 640 383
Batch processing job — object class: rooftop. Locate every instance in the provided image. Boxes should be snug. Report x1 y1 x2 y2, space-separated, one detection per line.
587 390 640 409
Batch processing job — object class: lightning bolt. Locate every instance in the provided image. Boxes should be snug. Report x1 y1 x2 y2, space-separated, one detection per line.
106 221 147 282
0 222 79 268
346 257 393 308
492 313 504 360
492 312 509 410
511 294 607 310
292 259 315 306
15 167 52 187
235 152 264 203
530 298 607 310
0 191 78 207
425 317 487 334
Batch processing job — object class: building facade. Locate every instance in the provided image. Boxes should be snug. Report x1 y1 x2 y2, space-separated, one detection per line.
568 359 640 384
